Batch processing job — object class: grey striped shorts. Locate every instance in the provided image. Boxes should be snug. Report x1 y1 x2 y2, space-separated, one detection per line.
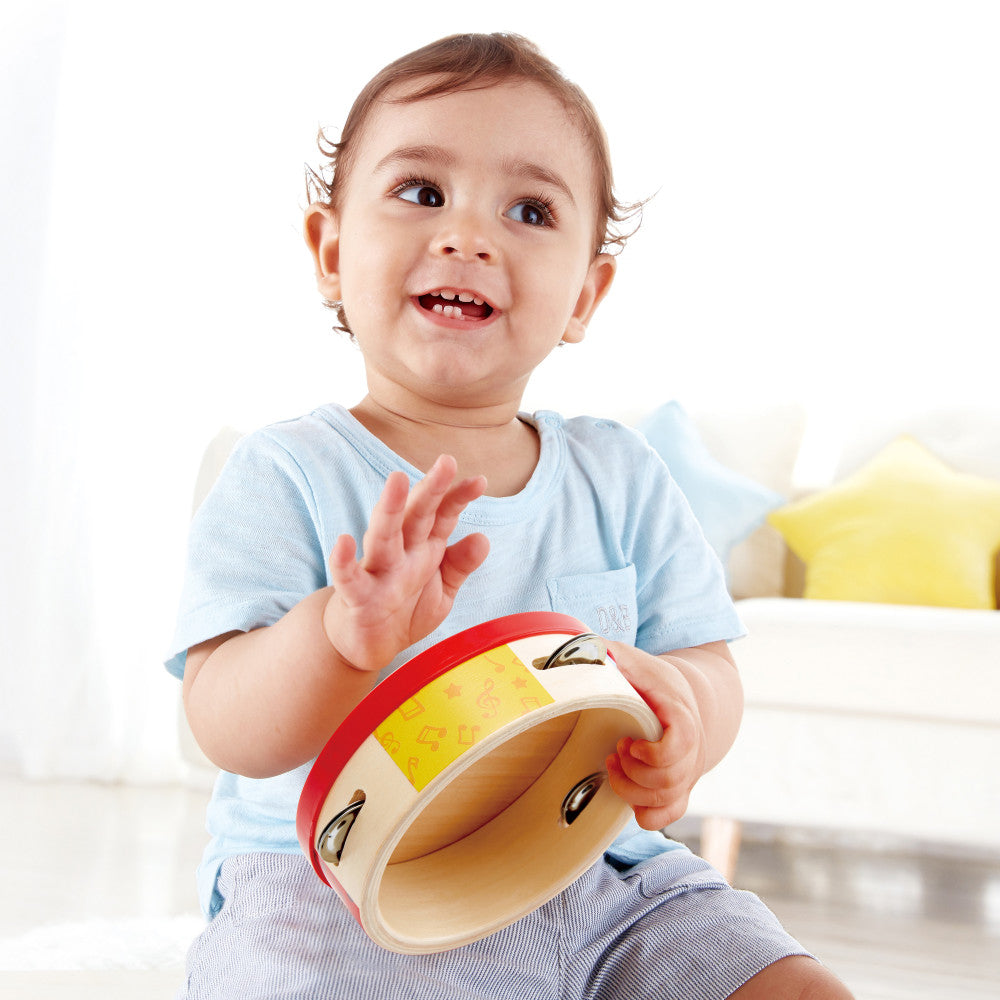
177 848 808 999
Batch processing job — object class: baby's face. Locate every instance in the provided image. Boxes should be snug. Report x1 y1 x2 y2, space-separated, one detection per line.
322 78 614 412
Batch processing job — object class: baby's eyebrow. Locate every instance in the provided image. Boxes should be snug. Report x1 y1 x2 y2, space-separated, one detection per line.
499 157 576 207
373 144 576 206
374 144 456 174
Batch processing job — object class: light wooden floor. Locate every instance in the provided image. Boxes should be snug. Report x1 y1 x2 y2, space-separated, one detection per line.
0 779 997 998
672 817 1000 999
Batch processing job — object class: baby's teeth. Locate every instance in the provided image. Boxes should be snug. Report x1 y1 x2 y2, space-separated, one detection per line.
457 293 473 303
430 299 474 319
473 297 484 306
439 290 456 301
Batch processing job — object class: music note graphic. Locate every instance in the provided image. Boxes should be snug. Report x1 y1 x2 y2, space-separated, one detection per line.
484 654 507 673
416 725 447 752
458 724 482 745
398 697 425 721
375 643 555 791
477 678 501 719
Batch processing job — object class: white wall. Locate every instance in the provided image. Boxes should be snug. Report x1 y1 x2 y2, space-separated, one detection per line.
2 0 998 778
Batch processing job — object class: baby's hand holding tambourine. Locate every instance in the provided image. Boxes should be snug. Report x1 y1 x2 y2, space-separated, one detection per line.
604 643 708 831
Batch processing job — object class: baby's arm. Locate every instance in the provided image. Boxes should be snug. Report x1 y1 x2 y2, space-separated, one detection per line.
604 640 743 830
182 455 489 779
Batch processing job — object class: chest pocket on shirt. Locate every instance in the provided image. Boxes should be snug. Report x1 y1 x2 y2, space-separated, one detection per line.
546 565 638 645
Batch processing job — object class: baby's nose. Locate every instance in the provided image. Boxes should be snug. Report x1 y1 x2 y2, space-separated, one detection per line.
440 243 492 261
434 211 496 261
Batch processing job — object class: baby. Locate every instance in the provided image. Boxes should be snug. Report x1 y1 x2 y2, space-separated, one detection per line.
168 31 853 1000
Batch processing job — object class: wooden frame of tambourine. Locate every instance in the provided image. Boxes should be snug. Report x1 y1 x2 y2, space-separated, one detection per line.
297 611 661 954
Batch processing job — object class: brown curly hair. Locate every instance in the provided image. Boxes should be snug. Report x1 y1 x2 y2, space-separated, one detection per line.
305 33 643 334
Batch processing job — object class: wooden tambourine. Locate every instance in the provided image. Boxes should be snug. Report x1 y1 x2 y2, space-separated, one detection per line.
296 612 661 954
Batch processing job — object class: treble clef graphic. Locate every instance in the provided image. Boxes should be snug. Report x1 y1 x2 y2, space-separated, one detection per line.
477 678 501 719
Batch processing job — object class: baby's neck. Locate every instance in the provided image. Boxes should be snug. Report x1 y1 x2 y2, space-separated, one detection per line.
350 397 541 498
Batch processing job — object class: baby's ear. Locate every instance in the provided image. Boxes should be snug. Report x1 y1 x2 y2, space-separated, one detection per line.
304 204 342 301
563 253 617 344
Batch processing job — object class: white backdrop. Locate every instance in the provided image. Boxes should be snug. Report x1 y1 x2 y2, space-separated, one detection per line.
2 0 998 782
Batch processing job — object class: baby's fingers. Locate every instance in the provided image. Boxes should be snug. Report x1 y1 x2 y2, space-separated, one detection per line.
402 457 486 548
438 532 490 598
612 736 694 791
426 475 489 544
327 533 375 611
328 533 358 578
611 736 661 788
359 470 412 573
385 455 452 548
605 749 692 830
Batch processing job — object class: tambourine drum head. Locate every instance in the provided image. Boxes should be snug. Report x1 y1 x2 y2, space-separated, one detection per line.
388 710 578 864
375 705 647 946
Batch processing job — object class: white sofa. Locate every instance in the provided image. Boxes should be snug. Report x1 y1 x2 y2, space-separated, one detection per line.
184 402 1000 881
660 402 1000 879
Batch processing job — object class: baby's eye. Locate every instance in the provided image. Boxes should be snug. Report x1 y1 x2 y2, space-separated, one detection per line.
505 200 553 227
396 182 444 208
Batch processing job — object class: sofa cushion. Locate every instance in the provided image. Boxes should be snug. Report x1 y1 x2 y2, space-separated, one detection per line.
768 436 1000 609
638 402 784 590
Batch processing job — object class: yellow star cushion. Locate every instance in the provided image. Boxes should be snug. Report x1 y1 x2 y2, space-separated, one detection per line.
768 436 1000 609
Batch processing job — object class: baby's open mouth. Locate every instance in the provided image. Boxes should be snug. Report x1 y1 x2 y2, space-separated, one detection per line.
417 289 494 321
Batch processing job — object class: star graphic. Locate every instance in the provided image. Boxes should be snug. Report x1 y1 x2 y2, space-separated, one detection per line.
512 676 528 690
444 683 462 699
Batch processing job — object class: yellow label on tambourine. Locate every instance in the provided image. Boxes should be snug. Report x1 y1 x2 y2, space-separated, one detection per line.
374 644 554 791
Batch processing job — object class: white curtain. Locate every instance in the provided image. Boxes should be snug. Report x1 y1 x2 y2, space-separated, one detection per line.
3 0 997 782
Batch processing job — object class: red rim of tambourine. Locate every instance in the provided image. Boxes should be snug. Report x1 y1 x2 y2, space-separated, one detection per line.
296 611 594 884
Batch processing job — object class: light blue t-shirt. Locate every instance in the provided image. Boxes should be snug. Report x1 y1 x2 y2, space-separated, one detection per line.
167 404 743 917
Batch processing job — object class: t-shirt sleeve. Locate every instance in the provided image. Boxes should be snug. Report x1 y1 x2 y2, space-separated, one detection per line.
628 439 745 653
164 430 328 679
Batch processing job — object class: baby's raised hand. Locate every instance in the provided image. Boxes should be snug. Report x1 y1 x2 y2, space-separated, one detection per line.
604 644 709 831
323 455 489 672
